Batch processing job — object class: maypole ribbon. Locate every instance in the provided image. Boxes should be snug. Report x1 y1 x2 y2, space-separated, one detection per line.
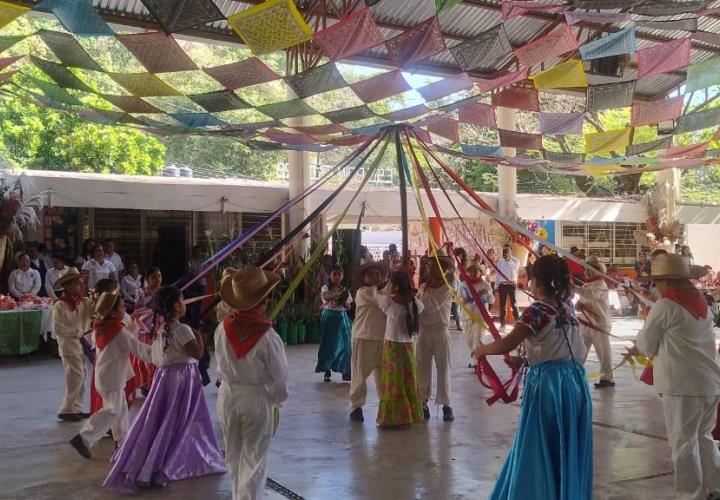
269 137 391 320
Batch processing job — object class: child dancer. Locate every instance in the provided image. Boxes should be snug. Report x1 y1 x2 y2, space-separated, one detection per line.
349 261 388 423
70 292 152 458
215 267 290 500
376 271 424 427
632 253 720 500
575 257 615 388
416 256 455 422
461 261 494 369
104 286 225 493
473 255 592 499
315 266 353 383
131 266 162 394
53 267 93 422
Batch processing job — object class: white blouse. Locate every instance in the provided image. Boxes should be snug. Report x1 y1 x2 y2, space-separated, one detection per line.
120 274 143 303
352 286 386 341
8 268 41 299
321 285 352 311
45 266 67 301
376 293 425 343
151 321 197 367
418 284 452 330
82 259 117 289
94 326 152 393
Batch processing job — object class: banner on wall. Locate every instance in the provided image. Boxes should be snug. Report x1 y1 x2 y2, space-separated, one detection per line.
408 216 495 256
535 220 556 246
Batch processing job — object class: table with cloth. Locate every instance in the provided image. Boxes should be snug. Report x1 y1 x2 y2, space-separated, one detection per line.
0 309 44 355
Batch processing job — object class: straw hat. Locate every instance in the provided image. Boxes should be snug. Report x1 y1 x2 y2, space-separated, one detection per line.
586 256 607 275
352 261 389 289
93 291 121 319
650 253 705 280
220 266 280 311
54 267 82 290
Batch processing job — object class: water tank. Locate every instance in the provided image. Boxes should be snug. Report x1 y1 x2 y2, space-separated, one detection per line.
162 165 179 177
179 166 193 178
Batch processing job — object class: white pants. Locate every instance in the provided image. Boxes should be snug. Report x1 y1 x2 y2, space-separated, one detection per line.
463 319 487 365
218 383 273 500
349 338 383 411
415 328 451 406
59 355 86 414
580 324 614 382
79 390 128 447
662 395 720 500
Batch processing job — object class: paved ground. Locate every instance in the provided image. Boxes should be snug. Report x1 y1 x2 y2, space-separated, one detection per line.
0 318 708 500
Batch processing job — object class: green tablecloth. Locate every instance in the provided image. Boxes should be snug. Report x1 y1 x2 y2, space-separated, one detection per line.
0 310 41 356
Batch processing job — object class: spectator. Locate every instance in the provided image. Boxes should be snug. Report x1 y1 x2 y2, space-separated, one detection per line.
103 239 124 277
486 248 497 291
81 245 118 289
186 245 207 328
496 244 521 328
75 238 96 268
634 251 651 277
45 253 68 301
539 245 552 257
360 246 373 265
8 252 41 299
680 245 694 266
26 242 48 296
120 262 143 304
566 246 585 283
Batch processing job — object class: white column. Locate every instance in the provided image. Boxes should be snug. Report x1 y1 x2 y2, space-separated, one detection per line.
496 106 517 219
654 167 680 228
286 89 311 255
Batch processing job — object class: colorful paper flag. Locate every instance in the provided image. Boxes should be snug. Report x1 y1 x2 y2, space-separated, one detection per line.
686 56 720 93
659 143 708 159
351 70 411 103
35 0 114 36
313 8 384 62
458 100 496 128
675 108 720 134
540 112 585 135
109 72 183 97
492 86 539 112
627 136 672 156
417 73 473 102
385 16 446 69
530 60 588 90
586 81 635 112
514 25 579 68
501 1 565 21
204 58 280 90
476 67 528 93
584 128 631 154
637 37 691 79
426 115 459 143
498 130 543 150
0 0 28 30
461 144 503 157
435 0 464 12
450 24 512 73
630 95 683 127
565 11 631 25
38 30 104 71
579 27 636 61
118 32 198 73
139 0 224 34
285 63 347 98
382 104 430 121
227 0 313 55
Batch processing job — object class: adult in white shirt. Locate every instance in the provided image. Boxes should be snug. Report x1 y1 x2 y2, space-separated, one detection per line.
103 239 125 276
8 253 42 299
120 263 143 304
634 254 720 500
45 254 69 301
81 245 117 289
495 244 521 327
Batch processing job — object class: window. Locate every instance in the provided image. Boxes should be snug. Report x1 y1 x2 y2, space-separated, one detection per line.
559 221 646 265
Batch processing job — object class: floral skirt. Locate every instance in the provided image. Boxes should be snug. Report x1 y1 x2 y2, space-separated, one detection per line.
377 340 423 427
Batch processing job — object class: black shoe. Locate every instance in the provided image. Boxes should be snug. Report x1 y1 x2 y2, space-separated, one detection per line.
215 379 221 388
468 363 476 369
342 373 351 382
324 371 331 383
140 388 149 397
79 412 90 419
422 405 430 421
442 406 454 422
349 408 364 422
58 413 82 422
594 380 616 389
70 434 91 459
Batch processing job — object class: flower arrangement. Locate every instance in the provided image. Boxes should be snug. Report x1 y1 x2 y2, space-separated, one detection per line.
0 180 45 241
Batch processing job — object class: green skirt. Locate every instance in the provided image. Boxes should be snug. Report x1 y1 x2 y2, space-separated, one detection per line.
377 340 423 427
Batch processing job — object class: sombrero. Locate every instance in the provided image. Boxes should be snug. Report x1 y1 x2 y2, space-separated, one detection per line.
220 266 280 312
650 253 706 280
93 291 122 319
54 267 82 290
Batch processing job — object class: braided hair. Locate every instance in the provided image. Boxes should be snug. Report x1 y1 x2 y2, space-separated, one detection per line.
153 286 183 355
389 271 419 338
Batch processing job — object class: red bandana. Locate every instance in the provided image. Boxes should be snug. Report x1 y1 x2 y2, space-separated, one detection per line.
94 320 124 350
463 275 485 286
60 294 83 311
224 310 272 359
662 288 708 320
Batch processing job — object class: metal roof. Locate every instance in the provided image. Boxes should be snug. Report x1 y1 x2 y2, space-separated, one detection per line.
16 0 720 98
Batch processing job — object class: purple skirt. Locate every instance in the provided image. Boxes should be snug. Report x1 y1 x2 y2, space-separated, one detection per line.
104 363 226 493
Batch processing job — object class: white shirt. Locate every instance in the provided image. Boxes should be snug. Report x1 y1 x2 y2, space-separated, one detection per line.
376 293 425 343
120 274 143 302
151 321 197 366
519 301 587 366
352 286 386 341
45 266 68 301
214 324 290 406
575 279 612 329
418 284 452 331
106 252 124 274
94 326 152 393
321 285 352 311
8 268 42 299
495 256 521 284
82 259 117 289
637 298 720 396
53 298 93 357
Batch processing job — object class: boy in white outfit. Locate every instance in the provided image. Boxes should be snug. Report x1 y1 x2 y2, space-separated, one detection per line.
416 256 454 422
70 292 152 458
349 262 388 423
575 257 615 388
215 267 290 500
53 268 93 422
460 261 494 369
633 254 720 500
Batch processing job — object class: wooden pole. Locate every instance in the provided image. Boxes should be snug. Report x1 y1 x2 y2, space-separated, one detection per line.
394 126 409 264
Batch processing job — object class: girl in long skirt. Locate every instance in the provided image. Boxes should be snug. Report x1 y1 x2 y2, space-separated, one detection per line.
473 255 592 500
315 266 353 382
376 271 425 427
104 286 225 493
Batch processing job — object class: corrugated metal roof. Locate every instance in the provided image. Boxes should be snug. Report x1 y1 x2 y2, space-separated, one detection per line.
20 0 720 98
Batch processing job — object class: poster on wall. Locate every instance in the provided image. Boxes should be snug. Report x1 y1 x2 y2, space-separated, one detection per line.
535 220 555 246
408 216 495 257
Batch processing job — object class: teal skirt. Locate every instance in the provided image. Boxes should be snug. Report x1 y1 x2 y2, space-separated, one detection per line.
315 309 351 376
491 360 593 500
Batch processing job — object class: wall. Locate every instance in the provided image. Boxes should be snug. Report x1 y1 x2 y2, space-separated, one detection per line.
686 224 720 270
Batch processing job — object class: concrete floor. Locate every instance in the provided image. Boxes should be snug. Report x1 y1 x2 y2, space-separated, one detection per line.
0 318 702 500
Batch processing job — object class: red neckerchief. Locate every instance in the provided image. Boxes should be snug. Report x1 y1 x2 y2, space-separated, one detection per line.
94 319 124 350
464 275 484 286
224 310 272 359
662 287 708 320
60 294 83 312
